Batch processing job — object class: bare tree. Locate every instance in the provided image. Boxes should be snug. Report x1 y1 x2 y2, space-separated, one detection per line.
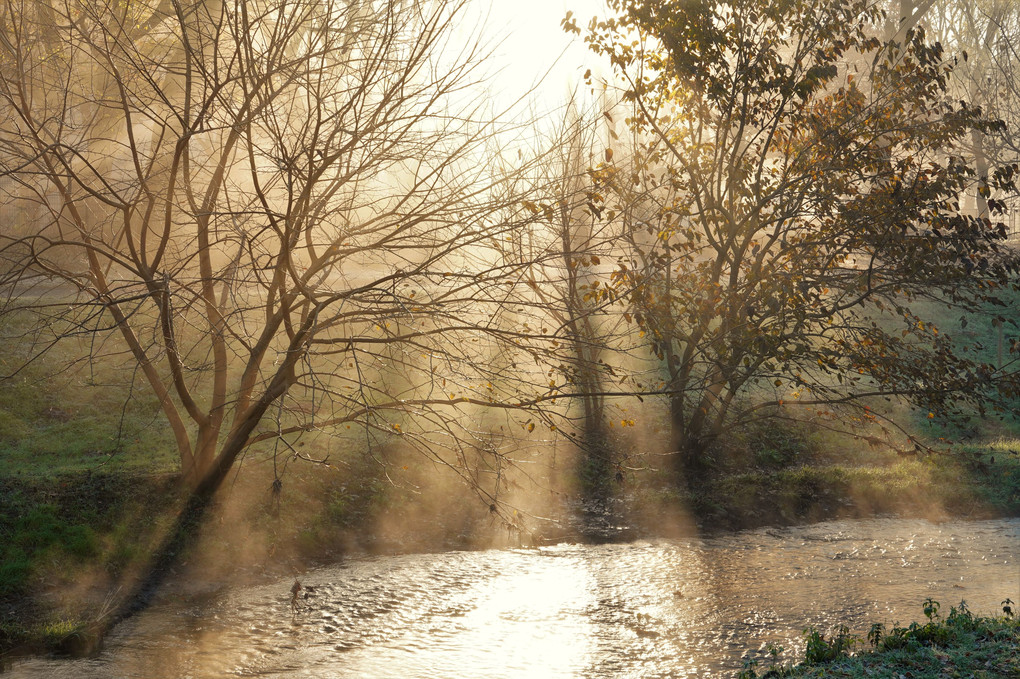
923 0 1020 213
0 0 555 517
517 104 627 496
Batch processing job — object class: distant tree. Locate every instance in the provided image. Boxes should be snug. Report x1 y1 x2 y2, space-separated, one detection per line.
923 0 1020 217
0 0 549 515
516 105 625 496
569 0 1020 484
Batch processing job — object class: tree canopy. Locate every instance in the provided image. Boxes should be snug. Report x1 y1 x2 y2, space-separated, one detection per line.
1 0 1018 502
565 0 1020 481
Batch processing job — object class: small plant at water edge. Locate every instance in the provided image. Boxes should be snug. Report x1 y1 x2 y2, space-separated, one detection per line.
737 599 1019 677
803 624 857 664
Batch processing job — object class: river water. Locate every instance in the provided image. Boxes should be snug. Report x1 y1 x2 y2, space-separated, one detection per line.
10 518 1019 678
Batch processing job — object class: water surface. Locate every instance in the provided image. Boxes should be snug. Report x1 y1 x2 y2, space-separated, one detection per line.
10 517 1019 678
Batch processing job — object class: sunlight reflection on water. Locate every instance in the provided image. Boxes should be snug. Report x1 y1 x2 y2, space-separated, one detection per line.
9 518 1019 678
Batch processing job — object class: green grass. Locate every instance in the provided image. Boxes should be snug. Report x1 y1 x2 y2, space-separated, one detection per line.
0 473 183 608
0 615 102 657
899 288 1020 438
739 601 1020 678
0 307 179 477
0 365 179 477
717 446 1019 522
624 427 1020 532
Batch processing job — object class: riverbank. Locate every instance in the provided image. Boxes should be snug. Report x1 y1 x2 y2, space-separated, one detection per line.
1 439 1018 660
0 473 185 658
739 600 1019 678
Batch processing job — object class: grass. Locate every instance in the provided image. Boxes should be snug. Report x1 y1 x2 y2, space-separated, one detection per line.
622 418 1020 532
897 288 1020 439
0 617 102 657
0 349 179 478
739 600 1020 678
0 472 184 659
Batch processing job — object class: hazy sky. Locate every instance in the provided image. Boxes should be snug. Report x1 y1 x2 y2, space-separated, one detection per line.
469 0 610 116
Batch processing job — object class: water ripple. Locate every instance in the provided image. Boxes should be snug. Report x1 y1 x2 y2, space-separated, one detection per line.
9 517 1019 679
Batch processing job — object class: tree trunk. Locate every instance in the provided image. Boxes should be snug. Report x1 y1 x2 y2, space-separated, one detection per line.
668 394 699 488
670 367 728 488
90 345 300 646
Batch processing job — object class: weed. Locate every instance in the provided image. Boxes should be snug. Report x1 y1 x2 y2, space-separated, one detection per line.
752 422 806 469
737 641 791 679
748 599 1020 677
866 622 884 647
803 624 857 664
0 474 180 608
0 548 31 598
737 654 760 679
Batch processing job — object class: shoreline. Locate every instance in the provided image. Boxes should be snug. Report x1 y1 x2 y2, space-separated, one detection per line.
1 452 1018 661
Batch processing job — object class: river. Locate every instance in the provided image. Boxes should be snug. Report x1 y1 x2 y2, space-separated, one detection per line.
9 517 1019 678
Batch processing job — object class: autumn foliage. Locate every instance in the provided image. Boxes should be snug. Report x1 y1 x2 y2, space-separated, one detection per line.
568 0 1020 482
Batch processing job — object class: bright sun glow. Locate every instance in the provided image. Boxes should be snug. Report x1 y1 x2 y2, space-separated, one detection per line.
469 0 608 115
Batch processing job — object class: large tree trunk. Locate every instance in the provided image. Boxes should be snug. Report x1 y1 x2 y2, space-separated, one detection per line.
669 366 730 489
86 339 302 649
